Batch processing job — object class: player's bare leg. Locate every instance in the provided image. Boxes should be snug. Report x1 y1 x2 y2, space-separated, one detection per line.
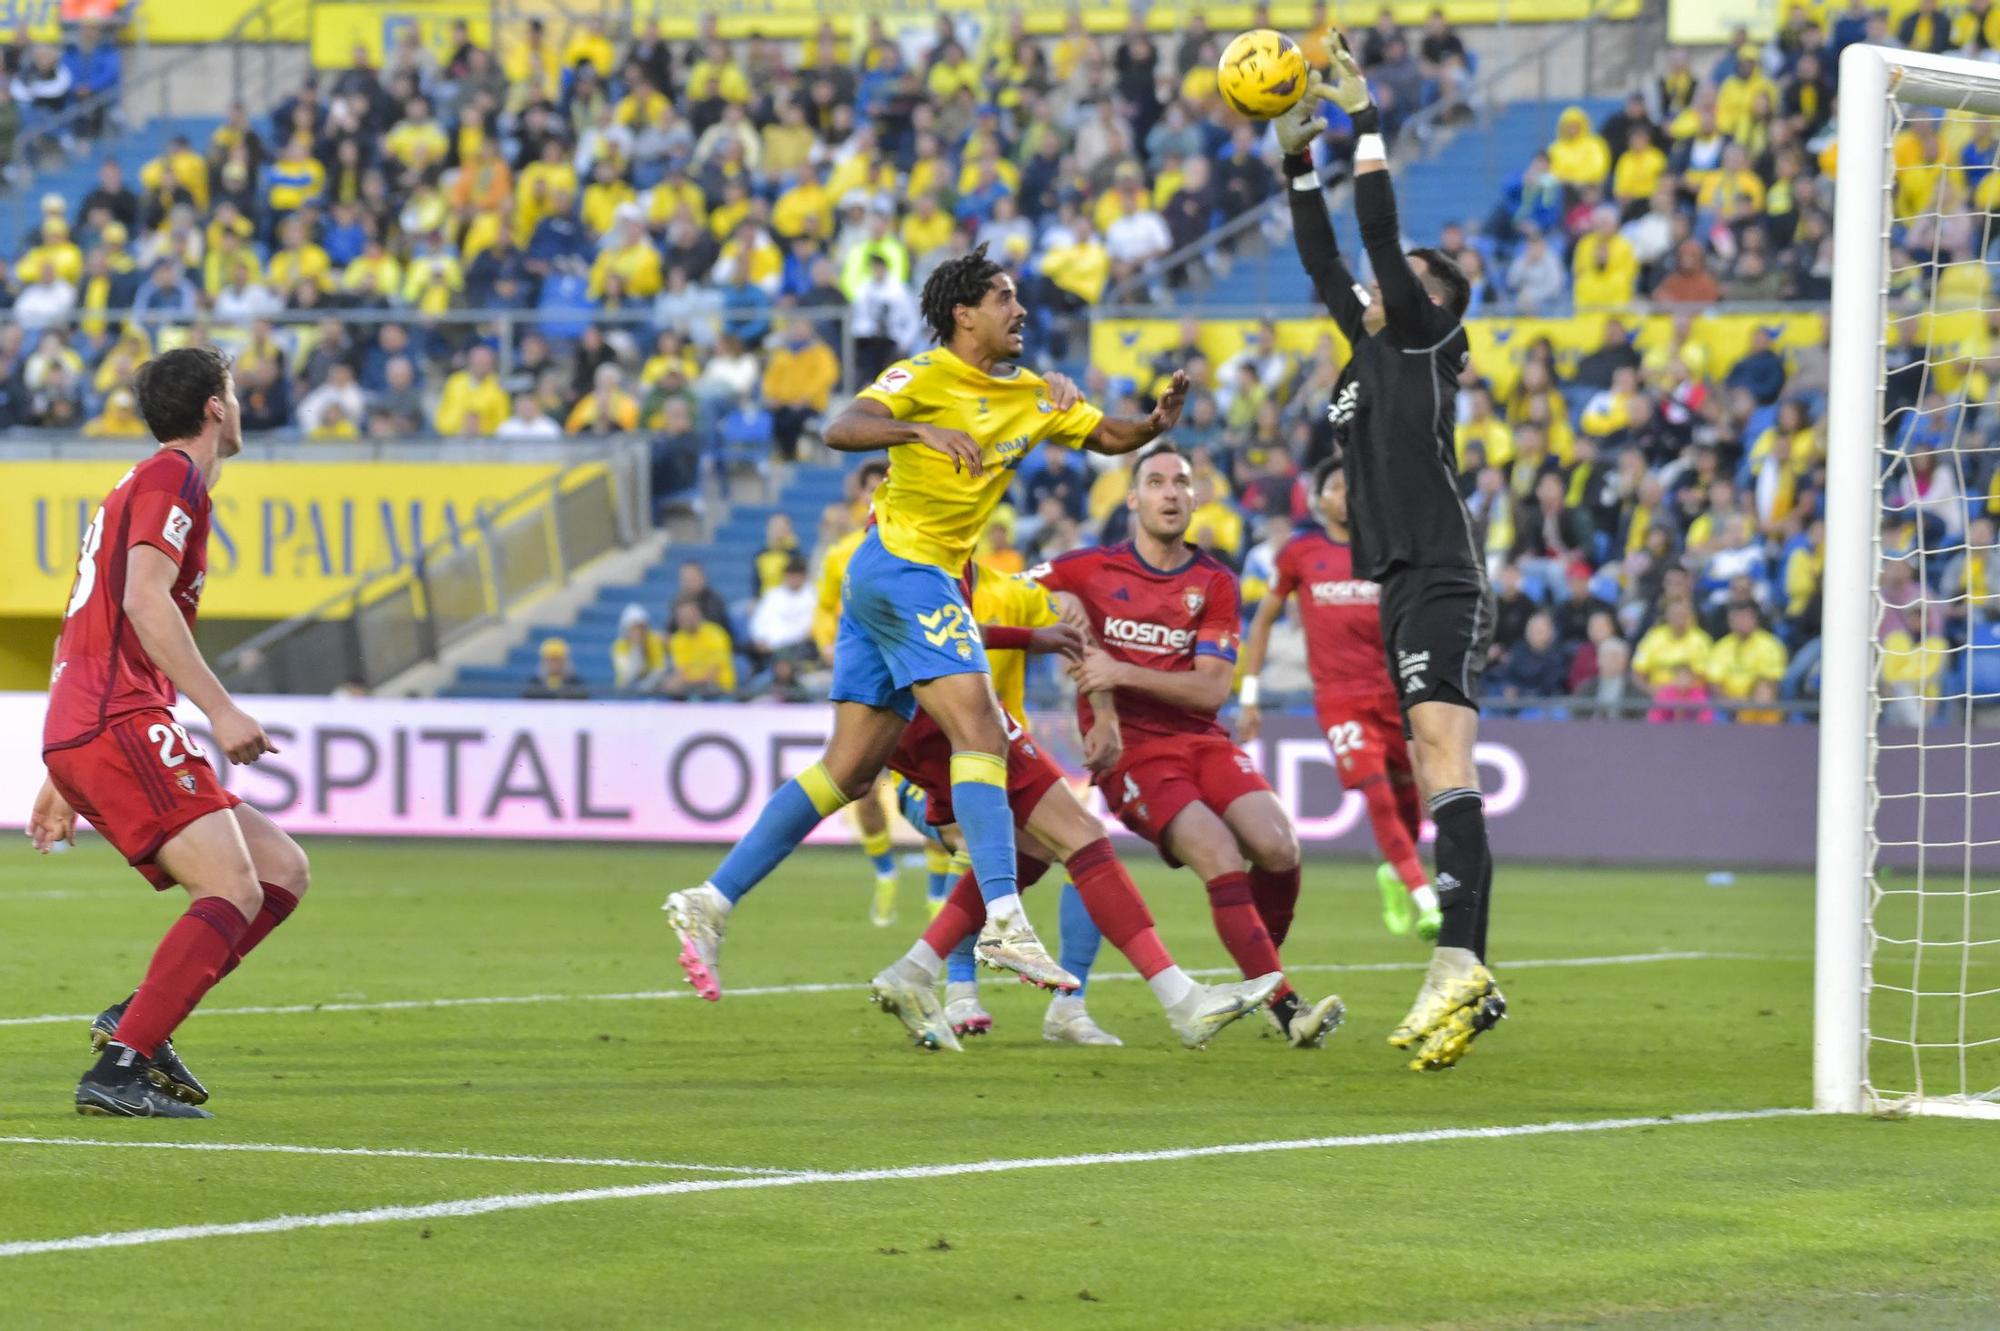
90 803 312 1104
77 810 267 1118
1391 701 1505 1069
910 671 1063 985
850 779 902 926
666 702 907 999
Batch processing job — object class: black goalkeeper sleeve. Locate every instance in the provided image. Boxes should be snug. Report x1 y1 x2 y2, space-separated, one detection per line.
1353 167 1460 350
1284 150 1368 345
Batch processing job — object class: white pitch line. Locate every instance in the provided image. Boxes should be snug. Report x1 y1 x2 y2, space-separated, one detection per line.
0 1136 814 1177
0 1108 1815 1259
0 951 1757 1030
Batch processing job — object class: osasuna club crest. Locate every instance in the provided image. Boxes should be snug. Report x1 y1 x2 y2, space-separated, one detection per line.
1182 587 1205 615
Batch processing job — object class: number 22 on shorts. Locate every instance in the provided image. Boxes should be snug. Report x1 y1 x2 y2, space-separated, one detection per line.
1327 721 1366 758
147 721 206 768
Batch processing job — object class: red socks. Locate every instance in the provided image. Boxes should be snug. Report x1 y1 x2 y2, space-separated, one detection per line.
1364 775 1430 893
113 896 250 1058
919 852 1050 956
1064 838 1173 979
1248 866 1301 948
219 882 301 980
1205 871 1290 999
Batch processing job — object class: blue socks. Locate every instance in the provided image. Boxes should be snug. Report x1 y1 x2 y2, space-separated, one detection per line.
1057 880 1101 993
946 934 979 983
710 762 850 904
948 752 1018 907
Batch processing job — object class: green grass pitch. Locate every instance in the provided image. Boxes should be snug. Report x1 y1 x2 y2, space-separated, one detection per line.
2 837 1997 1329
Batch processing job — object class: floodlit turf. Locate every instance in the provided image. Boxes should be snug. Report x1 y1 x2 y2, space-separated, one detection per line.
3 837 1998 1330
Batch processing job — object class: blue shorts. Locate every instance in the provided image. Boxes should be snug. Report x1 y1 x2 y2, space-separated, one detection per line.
830 529 991 720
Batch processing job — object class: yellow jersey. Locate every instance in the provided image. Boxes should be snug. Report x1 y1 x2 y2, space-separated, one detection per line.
814 527 867 654
970 564 1060 719
857 348 1103 573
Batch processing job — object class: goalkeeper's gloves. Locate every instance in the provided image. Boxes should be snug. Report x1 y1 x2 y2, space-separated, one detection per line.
1327 32 1381 136
1274 78 1337 156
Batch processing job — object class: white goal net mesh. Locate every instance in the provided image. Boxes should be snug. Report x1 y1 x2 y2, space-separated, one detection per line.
1866 76 2000 1113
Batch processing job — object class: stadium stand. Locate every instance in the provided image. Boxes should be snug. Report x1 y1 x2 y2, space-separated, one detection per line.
14 3 1973 726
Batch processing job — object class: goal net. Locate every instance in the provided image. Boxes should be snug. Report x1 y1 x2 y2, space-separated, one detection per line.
1820 45 2000 1117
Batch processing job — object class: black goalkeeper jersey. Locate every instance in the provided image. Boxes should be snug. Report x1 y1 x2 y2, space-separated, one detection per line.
1286 160 1483 583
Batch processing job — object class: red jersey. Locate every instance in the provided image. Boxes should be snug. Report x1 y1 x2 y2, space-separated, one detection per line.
44 448 212 752
1031 540 1239 745
1273 526 1396 701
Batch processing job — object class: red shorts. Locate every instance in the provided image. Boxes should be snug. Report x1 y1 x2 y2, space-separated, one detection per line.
1098 734 1273 866
43 709 241 891
886 713 1065 830
1312 691 1413 787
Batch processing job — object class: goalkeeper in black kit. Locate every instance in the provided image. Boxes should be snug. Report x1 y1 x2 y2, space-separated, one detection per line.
1277 37 1505 1070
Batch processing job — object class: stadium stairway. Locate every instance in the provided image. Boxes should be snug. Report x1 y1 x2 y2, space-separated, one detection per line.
441 462 856 698
1179 99 1617 310
2 116 222 255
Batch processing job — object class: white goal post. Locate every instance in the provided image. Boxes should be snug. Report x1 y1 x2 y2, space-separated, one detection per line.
1819 44 2000 1118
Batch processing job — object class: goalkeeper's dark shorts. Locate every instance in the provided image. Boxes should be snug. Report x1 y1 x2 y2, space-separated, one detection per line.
1379 564 1496 732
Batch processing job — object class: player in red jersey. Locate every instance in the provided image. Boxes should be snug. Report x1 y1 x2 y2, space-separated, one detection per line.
27 347 310 1119
1240 459 1442 941
1031 442 1345 1049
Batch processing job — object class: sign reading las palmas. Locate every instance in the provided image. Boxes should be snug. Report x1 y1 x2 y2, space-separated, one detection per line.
4 461 564 619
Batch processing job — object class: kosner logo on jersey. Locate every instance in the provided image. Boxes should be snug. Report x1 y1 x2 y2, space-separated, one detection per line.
1101 616 1195 652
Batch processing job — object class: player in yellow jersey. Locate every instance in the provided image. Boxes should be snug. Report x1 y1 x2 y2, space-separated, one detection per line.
811 458 911 926
665 244 1186 1025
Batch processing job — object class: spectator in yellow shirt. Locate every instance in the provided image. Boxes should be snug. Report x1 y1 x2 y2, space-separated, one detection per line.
1547 105 1610 189
581 158 637 238
1610 128 1667 205
267 216 333 293
1696 145 1767 216
515 138 579 245
589 212 664 300
142 135 210 213
401 239 465 315
265 138 325 215
81 387 146 438
383 96 450 178
1040 216 1111 306
1572 206 1639 308
1705 601 1788 712
1188 472 1244 560
339 236 402 305
21 219 81 286
612 603 668 692
663 597 738 699
308 401 361 440
567 364 641 435
684 39 752 109
435 345 510 436
1715 46 1777 138
1633 596 1714 689
1456 386 1515 471
562 17 617 78
450 136 514 221
761 319 839 460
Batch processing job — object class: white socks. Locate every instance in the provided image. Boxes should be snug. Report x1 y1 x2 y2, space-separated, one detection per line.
899 940 944 980
1147 965 1197 1010
1410 884 1440 914
983 892 1025 930
700 882 733 915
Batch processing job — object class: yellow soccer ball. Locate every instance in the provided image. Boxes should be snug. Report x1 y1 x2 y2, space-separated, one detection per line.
1217 29 1309 120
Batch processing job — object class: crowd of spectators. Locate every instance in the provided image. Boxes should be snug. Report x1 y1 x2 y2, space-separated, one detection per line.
0 4 1475 447
2 7 1981 720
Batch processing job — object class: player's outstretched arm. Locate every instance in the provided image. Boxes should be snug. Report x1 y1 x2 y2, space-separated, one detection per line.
1278 80 1369 344
1236 589 1289 742
123 545 275 765
1081 686 1122 772
1081 370 1188 455
823 397 985 476
1328 35 1457 348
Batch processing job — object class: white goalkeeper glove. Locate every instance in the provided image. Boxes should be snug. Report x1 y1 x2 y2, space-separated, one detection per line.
1274 79 1337 156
